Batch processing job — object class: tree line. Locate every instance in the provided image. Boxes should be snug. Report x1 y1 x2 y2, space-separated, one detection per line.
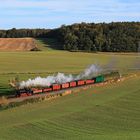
0 22 140 52
0 28 49 38
53 22 140 52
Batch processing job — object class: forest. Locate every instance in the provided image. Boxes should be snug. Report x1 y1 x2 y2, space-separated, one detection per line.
0 22 140 52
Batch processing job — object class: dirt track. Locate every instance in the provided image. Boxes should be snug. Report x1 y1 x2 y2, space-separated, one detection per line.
0 38 36 51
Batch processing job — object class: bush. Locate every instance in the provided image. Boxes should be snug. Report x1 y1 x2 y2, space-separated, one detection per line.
30 47 41 51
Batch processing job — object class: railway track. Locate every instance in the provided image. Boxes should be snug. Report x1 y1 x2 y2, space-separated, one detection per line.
1 71 124 106
1 82 103 105
11 85 92 102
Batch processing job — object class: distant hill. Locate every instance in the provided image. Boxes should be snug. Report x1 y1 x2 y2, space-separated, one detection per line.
0 38 38 51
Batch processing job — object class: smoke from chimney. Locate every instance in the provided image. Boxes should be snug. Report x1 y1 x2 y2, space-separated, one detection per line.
19 64 102 88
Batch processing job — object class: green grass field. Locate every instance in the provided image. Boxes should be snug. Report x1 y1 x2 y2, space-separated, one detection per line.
0 49 139 95
0 75 140 140
0 38 140 139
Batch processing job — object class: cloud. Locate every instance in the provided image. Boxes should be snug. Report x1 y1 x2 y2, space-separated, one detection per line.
0 0 140 29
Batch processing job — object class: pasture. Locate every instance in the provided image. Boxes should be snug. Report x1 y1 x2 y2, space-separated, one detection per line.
0 38 140 139
0 50 139 96
0 75 139 140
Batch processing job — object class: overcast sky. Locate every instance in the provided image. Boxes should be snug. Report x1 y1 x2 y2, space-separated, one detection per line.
0 0 140 29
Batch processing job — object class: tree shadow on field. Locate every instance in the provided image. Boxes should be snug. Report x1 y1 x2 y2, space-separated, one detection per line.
36 38 63 50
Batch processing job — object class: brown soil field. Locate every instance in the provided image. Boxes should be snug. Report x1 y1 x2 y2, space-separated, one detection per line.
0 38 36 51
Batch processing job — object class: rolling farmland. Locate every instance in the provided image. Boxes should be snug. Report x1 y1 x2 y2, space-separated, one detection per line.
0 75 140 140
0 38 140 140
0 49 139 96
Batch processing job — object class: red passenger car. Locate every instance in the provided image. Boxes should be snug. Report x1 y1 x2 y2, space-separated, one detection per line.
70 81 77 87
32 88 43 94
43 88 52 92
77 80 85 86
62 83 69 89
85 79 94 84
52 84 61 91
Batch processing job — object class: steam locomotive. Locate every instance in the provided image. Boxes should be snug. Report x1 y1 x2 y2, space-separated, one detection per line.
16 75 104 97
15 71 121 98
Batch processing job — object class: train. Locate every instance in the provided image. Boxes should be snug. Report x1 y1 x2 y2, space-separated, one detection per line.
15 71 120 98
15 75 104 97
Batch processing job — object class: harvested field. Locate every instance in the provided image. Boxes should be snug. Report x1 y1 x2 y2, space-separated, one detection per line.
0 38 37 51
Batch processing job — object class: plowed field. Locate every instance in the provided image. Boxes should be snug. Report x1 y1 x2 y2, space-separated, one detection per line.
0 38 36 51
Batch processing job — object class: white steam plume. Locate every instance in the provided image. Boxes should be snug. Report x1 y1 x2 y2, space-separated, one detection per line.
76 64 102 80
19 64 102 88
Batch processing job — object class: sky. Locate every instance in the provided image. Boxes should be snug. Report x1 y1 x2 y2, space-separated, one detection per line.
0 0 140 29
